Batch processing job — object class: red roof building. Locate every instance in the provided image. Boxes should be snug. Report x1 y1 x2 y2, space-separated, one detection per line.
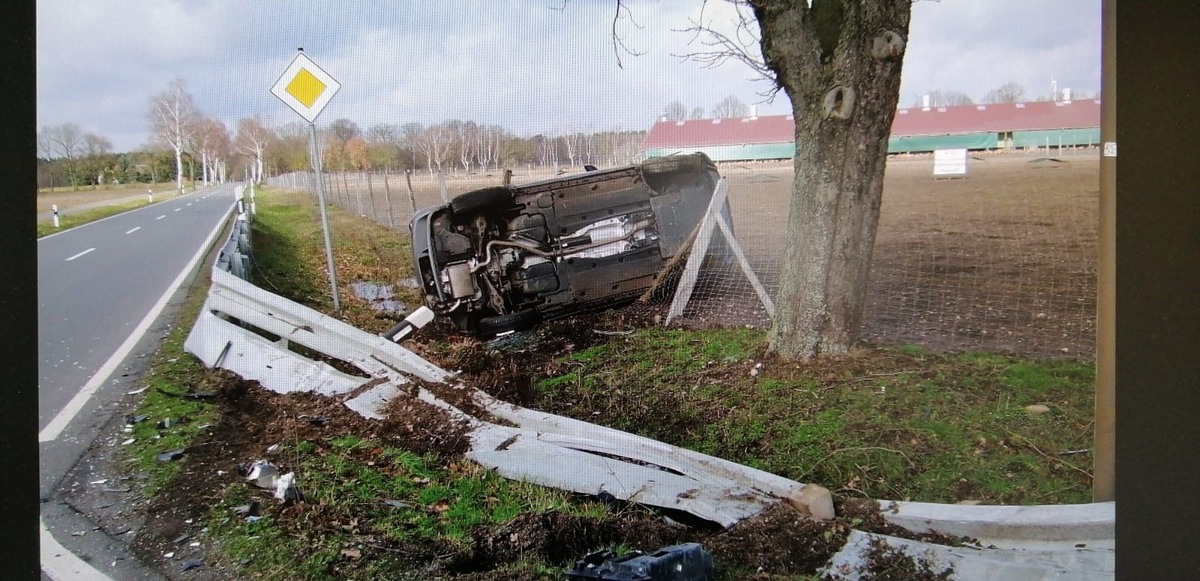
641 100 1102 160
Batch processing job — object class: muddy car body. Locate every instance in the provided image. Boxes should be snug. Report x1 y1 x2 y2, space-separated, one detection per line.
410 153 725 336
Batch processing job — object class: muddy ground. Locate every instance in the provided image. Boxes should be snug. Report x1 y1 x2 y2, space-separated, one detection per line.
298 150 1099 360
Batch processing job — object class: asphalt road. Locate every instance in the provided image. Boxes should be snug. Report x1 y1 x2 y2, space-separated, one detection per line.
38 183 237 579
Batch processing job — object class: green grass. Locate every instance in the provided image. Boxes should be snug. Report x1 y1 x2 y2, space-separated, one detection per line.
120 258 220 495
37 199 153 238
203 437 611 580
531 329 1096 504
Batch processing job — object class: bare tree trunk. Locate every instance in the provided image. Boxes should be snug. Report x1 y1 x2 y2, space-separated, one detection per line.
753 0 912 359
174 146 184 194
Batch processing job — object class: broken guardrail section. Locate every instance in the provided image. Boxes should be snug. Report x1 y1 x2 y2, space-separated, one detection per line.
183 191 1115 577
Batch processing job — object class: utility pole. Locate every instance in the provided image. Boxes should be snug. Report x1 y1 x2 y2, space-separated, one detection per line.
1093 0 1115 502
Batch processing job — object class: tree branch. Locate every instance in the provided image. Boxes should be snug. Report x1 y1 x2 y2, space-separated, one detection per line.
611 0 646 70
672 0 781 101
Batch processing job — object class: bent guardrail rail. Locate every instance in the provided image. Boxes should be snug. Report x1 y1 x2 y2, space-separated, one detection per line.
184 193 1114 578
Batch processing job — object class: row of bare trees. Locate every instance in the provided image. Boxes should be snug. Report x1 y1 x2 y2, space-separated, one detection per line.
660 94 750 121
259 118 646 178
913 81 1100 108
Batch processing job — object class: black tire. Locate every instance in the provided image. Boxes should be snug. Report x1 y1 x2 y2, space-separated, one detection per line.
639 152 711 177
450 186 514 215
477 308 541 337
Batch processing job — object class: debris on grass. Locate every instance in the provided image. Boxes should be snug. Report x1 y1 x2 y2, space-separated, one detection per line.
156 449 185 462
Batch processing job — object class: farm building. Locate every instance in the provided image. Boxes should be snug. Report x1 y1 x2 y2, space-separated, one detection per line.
640 99 1101 161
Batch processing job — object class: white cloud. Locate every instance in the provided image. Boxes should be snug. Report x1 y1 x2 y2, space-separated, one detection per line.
37 0 1100 152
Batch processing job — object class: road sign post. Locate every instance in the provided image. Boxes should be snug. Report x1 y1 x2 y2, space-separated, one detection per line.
272 49 343 312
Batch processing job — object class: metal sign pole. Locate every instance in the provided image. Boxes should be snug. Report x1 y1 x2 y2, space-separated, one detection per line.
309 122 341 312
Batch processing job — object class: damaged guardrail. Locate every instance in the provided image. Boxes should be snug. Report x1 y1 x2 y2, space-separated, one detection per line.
187 268 829 526
183 197 1115 577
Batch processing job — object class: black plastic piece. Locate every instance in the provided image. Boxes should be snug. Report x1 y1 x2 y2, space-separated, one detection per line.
477 308 541 337
564 543 714 581
451 186 514 215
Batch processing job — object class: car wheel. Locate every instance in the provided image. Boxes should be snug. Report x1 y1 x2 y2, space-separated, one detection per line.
477 308 541 337
450 186 514 215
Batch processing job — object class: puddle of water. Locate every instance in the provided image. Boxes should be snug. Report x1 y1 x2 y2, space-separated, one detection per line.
351 281 407 313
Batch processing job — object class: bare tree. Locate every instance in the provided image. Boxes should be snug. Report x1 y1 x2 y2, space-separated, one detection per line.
195 118 230 185
912 89 974 107
456 121 478 173
982 81 1026 104
236 117 274 183
415 123 454 176
81 133 113 185
712 94 750 118
677 0 914 359
148 78 200 193
662 100 688 121
675 1 777 99
475 124 498 172
401 123 425 170
366 124 403 171
561 132 582 167
38 123 85 187
326 118 361 171
689 106 706 119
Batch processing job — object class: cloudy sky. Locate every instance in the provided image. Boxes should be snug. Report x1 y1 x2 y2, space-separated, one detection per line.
36 0 1101 153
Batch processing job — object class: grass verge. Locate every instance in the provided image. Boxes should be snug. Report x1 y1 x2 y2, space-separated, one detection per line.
121 184 1098 579
37 199 155 238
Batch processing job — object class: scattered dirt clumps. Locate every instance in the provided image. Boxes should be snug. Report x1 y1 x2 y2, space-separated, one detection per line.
703 502 851 578
858 536 953 580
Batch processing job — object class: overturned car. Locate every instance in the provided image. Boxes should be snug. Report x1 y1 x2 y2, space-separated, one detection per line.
410 153 726 337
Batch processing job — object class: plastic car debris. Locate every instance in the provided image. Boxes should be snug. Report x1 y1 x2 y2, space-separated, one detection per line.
564 543 714 581
245 460 279 489
274 472 303 502
156 449 186 462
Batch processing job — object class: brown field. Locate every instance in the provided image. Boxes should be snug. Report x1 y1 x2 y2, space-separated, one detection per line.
35 182 184 215
270 150 1100 359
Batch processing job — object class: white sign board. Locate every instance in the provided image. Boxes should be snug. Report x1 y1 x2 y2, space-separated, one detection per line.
933 148 968 176
271 52 341 123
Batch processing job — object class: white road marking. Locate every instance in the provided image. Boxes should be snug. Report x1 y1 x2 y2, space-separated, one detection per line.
39 201 235 443
174 208 181 212
40 518 113 580
65 248 95 262
125 227 141 235
156 215 166 220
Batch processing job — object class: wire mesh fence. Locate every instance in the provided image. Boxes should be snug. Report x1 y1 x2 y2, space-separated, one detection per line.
266 149 1098 359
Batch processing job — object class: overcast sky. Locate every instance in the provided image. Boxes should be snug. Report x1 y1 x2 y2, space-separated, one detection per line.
36 0 1101 153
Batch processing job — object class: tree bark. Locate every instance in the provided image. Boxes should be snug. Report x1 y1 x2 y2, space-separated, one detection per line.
751 0 912 359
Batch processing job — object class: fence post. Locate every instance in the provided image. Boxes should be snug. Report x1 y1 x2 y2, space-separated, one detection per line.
382 172 395 229
405 169 418 215
366 171 377 221
437 171 449 203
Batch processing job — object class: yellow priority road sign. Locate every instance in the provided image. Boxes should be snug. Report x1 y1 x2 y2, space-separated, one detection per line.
271 52 341 123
